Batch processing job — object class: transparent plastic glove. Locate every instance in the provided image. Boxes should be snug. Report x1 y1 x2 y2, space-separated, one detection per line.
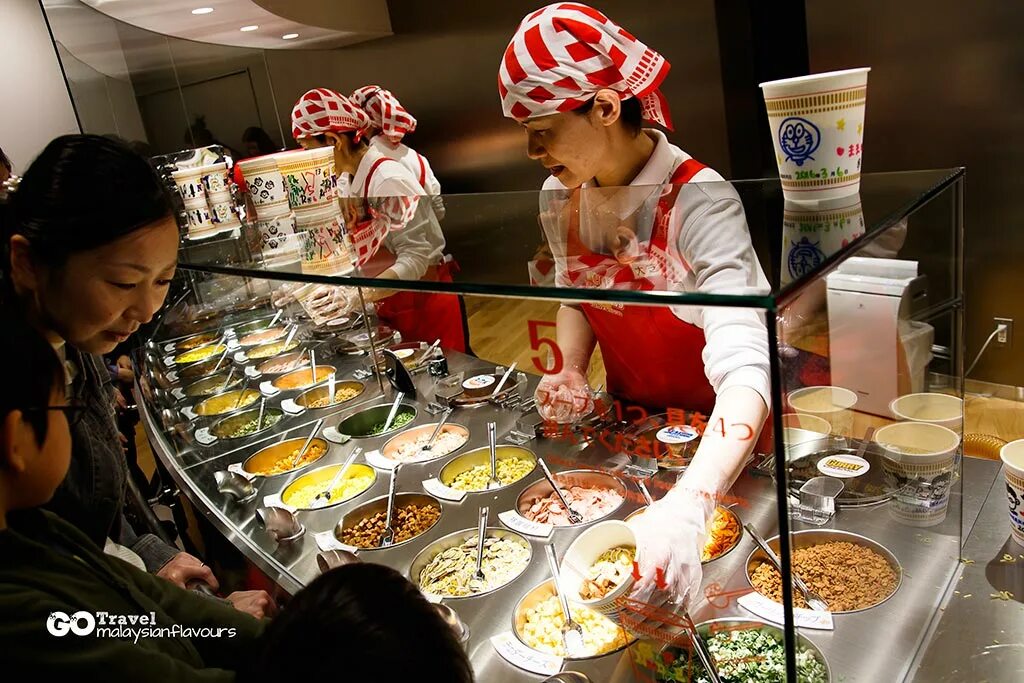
272 282 301 308
534 367 593 424
430 194 446 221
302 285 359 325
627 486 715 609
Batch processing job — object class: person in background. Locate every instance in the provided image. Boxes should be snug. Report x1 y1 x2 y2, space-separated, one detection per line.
499 3 771 609
291 88 470 352
240 127 279 158
0 306 264 681
349 85 445 220
1 135 271 617
243 563 474 683
0 146 11 185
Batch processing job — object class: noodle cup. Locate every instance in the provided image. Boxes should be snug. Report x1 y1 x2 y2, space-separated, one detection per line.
781 413 832 434
889 393 963 435
294 203 354 276
237 155 287 212
999 440 1024 547
198 162 230 195
185 204 215 235
874 422 960 527
760 67 870 202
171 167 205 203
787 386 858 437
276 148 337 207
561 521 636 620
781 196 865 286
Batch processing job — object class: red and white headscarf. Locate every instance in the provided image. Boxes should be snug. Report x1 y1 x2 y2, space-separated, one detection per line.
291 88 370 141
498 3 672 130
349 86 418 145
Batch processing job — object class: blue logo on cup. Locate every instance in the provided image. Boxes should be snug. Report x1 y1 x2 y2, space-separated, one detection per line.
779 117 821 167
788 237 825 278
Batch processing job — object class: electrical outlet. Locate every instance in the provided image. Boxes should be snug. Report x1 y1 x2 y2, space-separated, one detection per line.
995 317 1014 347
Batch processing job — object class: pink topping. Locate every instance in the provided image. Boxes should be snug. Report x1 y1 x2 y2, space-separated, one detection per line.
524 485 623 526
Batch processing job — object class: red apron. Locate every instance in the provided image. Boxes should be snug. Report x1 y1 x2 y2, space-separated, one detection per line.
354 157 468 353
566 159 717 415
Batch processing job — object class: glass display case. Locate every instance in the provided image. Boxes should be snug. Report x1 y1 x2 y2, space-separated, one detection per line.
134 168 983 682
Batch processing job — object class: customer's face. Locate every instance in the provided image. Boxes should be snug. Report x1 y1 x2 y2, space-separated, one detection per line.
1 387 72 507
10 217 179 354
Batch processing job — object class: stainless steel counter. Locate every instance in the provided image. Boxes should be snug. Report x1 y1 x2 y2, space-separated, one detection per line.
140 321 1005 683
911 462 1024 682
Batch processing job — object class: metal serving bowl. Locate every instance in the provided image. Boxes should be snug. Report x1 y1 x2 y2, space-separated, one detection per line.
209 407 284 441
173 343 227 368
512 578 636 660
255 352 310 376
744 528 903 614
193 388 261 417
294 381 366 410
381 423 471 464
172 332 219 353
336 403 418 438
370 342 432 371
516 469 626 527
241 436 330 477
334 492 442 551
271 365 337 392
246 339 302 361
177 355 229 381
238 326 288 348
626 505 744 565
438 445 537 492
676 617 831 681
279 462 377 510
409 526 533 599
184 372 243 398
334 325 399 355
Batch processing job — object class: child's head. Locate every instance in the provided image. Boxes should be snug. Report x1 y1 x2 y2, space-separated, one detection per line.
246 562 474 682
0 305 71 511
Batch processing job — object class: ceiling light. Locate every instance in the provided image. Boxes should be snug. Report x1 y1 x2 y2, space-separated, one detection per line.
240 25 259 32
191 7 214 15
282 33 299 40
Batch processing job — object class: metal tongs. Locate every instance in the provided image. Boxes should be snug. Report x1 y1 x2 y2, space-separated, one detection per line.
421 408 453 453
381 391 405 433
290 418 325 468
538 458 583 524
380 463 401 547
745 523 829 612
472 506 489 585
543 542 585 657
312 447 363 508
486 421 502 489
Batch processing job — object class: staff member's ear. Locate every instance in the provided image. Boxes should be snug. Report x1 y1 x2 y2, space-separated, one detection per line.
587 89 625 129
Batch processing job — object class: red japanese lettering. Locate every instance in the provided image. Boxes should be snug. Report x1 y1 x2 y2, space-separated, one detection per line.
527 320 563 375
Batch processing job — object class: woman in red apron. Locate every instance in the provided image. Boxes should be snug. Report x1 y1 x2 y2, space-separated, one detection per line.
499 3 771 609
290 88 468 352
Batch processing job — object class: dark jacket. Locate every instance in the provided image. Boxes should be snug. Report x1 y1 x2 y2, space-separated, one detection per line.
0 509 263 681
44 346 178 571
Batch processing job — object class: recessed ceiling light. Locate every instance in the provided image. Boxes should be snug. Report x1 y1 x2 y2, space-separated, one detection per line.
282 33 299 40
191 7 214 15
240 25 259 32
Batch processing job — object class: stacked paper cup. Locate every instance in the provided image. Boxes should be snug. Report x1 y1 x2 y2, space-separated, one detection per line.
760 67 870 203
274 147 354 276
171 161 240 239
237 155 299 267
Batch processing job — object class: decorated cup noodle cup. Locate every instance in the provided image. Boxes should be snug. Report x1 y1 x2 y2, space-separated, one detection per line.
237 156 287 208
998 440 1024 547
185 205 216 235
781 195 865 286
760 67 870 202
787 386 858 437
294 203 354 276
889 393 963 435
560 521 637 621
198 162 230 195
208 198 236 225
256 215 300 265
171 168 205 203
874 422 960 527
276 148 338 208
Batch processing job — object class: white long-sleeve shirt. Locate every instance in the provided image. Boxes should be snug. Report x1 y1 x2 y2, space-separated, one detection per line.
370 135 446 221
347 146 446 281
539 129 771 406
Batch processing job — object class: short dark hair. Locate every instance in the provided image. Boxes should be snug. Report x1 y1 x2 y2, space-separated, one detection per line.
1 134 173 298
0 305 64 446
573 95 644 135
311 131 368 149
244 563 474 682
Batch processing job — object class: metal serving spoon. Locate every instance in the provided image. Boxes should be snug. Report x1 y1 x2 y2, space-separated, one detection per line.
745 523 829 612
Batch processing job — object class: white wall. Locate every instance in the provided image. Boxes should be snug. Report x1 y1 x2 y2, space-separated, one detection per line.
0 0 80 172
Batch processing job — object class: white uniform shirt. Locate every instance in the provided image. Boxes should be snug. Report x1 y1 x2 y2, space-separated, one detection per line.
370 135 442 196
539 129 771 406
348 145 446 281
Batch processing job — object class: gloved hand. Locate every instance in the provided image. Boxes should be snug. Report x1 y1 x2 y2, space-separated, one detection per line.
298 285 360 325
271 282 301 308
627 484 715 609
534 367 593 424
430 194 446 221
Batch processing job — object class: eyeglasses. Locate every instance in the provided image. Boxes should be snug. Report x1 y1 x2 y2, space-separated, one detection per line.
25 403 87 428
